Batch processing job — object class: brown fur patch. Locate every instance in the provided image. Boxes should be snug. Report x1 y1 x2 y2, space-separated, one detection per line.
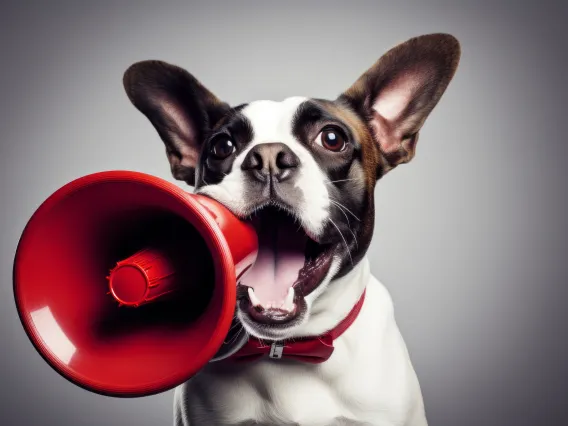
310 99 383 271
316 100 385 188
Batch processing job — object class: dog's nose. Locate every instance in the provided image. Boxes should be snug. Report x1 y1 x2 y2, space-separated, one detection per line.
241 142 300 183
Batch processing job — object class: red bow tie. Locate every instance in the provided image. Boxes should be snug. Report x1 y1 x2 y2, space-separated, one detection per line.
228 290 366 364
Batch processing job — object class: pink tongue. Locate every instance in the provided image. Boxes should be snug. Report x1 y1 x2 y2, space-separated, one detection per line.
241 212 306 306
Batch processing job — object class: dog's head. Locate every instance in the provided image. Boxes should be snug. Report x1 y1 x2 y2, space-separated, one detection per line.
124 33 460 340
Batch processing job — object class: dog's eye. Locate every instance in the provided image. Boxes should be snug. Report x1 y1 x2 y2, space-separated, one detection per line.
315 127 346 152
210 136 236 159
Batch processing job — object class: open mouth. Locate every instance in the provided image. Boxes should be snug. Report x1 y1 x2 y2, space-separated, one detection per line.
238 205 335 326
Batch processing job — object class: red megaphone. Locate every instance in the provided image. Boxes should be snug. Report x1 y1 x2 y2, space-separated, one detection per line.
13 171 258 397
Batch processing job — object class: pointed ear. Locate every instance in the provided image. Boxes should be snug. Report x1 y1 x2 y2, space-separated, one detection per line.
338 33 460 172
123 60 230 186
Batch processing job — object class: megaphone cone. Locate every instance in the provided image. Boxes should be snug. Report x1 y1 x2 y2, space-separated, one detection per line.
13 171 257 397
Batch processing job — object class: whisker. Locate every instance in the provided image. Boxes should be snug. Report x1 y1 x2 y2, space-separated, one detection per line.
325 178 358 184
329 197 361 221
348 228 358 249
330 199 352 229
329 204 360 248
225 324 243 345
330 202 359 249
329 218 353 265
231 327 243 345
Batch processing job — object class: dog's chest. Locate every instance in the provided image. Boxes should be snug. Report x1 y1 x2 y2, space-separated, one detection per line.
175 276 420 426
182 346 376 425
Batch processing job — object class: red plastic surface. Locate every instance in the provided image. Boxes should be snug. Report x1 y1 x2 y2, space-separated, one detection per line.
13 171 258 397
109 264 149 306
108 247 180 307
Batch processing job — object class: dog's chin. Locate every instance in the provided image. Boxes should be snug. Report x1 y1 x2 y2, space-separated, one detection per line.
235 205 336 340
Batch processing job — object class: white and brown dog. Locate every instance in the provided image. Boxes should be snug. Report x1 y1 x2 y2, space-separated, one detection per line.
123 33 460 426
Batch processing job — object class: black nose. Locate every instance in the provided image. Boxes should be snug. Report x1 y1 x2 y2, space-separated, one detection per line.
241 142 300 183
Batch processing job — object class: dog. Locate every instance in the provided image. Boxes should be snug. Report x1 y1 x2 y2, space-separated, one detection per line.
123 33 460 426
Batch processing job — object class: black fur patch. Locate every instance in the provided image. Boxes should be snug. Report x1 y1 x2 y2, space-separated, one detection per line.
197 108 254 187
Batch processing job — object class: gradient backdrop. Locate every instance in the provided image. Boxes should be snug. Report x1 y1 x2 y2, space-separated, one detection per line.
1 1 567 425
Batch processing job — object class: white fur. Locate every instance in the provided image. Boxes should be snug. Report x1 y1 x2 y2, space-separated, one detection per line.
197 97 330 238
187 98 427 425
174 257 427 425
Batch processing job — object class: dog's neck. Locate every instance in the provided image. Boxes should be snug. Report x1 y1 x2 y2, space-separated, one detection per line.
291 256 370 339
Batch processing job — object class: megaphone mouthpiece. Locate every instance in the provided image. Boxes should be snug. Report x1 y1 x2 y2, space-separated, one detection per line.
108 246 179 307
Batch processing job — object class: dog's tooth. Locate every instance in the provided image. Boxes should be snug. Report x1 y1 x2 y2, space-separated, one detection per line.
285 287 295 307
278 288 294 312
283 300 294 313
248 288 261 307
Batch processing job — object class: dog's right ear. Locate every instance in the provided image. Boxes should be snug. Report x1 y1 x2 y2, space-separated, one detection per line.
123 60 230 186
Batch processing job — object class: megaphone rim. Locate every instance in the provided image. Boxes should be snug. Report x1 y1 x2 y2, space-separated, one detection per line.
13 170 238 397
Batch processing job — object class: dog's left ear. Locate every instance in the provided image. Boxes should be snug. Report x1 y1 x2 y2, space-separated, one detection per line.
338 33 461 173
123 60 230 186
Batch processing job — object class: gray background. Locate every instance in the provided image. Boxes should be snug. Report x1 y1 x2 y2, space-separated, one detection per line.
1 0 566 425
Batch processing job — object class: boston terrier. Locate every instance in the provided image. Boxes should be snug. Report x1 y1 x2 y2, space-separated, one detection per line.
123 33 461 426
